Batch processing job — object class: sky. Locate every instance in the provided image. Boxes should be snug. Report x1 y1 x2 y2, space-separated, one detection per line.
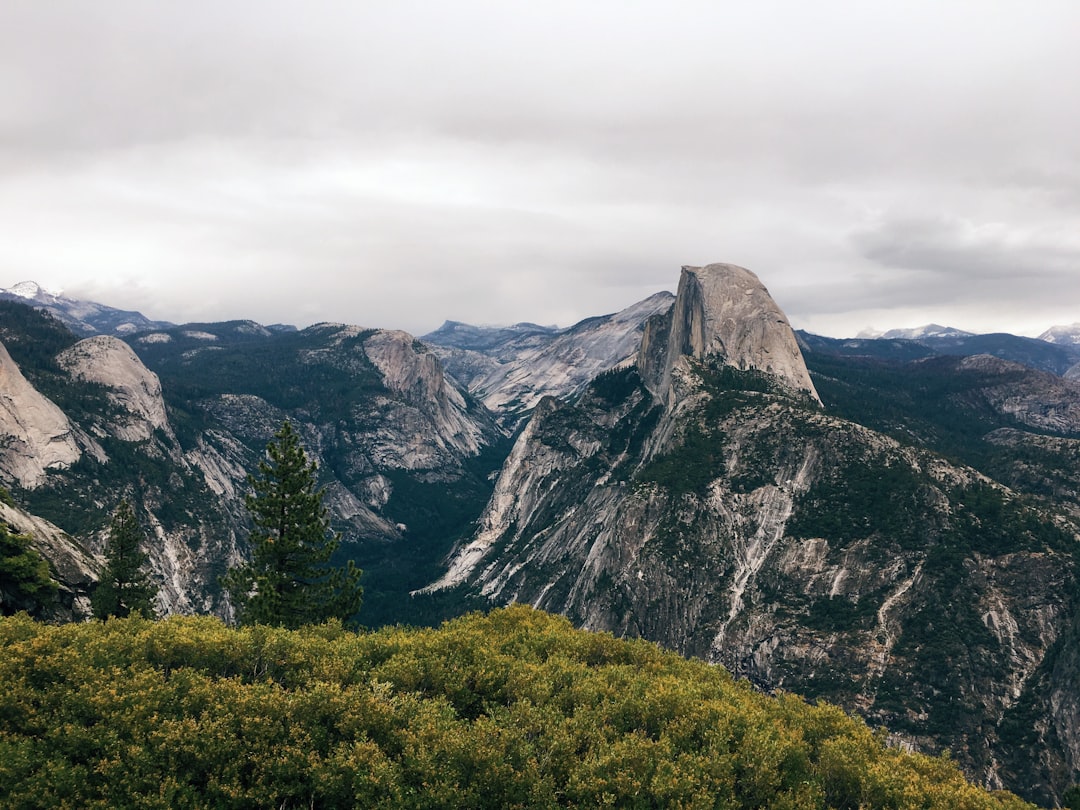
2 1 1078 338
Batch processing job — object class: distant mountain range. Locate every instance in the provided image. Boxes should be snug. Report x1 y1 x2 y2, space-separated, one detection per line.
0 281 177 336
5 277 1080 359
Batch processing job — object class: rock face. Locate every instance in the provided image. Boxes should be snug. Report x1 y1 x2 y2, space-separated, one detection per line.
428 262 1080 805
638 264 820 406
0 302 507 624
425 292 675 427
112 319 506 623
362 329 490 463
56 336 171 441
0 340 82 487
0 501 100 621
953 354 1080 434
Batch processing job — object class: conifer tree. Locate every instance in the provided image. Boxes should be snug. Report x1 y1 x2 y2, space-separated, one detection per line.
91 499 157 619
223 420 362 629
0 518 57 617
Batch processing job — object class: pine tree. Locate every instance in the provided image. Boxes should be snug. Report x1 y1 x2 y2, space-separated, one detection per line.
223 421 362 629
0 519 57 617
91 499 157 619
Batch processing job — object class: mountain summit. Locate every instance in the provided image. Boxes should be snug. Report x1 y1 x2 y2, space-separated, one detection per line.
638 263 820 406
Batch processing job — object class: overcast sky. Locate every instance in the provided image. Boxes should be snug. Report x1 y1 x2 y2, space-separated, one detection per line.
2 2 1078 338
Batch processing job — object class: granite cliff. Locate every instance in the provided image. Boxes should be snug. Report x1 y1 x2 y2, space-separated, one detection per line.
427 263 1080 805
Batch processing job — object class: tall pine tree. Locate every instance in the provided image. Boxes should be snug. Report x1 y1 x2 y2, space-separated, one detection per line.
91 499 157 619
223 421 362 629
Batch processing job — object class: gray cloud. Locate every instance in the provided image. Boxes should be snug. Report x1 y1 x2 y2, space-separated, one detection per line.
2 1 1079 338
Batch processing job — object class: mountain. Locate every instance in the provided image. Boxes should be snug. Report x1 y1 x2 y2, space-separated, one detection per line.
423 292 675 428
800 329 1080 377
425 263 1080 805
0 496 100 621
876 323 975 340
3 271 1080 802
0 299 508 626
0 280 175 336
1040 323 1080 346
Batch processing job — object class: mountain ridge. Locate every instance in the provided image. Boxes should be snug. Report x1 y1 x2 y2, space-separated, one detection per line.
2 271 1079 802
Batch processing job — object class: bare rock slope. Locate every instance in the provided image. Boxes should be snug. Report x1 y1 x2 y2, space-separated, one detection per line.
0 340 81 488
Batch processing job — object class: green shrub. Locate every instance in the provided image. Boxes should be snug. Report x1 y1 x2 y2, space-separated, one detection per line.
0 607 1035 809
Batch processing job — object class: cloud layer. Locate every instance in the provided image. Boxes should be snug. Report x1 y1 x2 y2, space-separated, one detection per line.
2 2 1078 337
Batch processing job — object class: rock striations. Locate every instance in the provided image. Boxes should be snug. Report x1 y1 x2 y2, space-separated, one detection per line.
425 262 1079 805
428 261 822 593
3 266 1079 804
0 340 81 487
638 263 820 406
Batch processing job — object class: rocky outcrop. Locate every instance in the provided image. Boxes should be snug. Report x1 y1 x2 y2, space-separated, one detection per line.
954 354 1080 434
363 329 491 461
56 336 171 441
0 500 100 621
0 340 82 488
639 264 820 406
425 263 1079 804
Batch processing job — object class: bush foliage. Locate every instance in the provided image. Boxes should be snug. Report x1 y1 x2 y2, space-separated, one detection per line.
0 606 1033 809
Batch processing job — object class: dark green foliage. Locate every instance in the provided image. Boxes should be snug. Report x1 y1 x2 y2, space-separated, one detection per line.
946 482 1075 555
0 607 1035 809
223 421 362 629
17 435 214 539
636 362 819 496
0 520 56 618
0 300 80 373
804 351 1080 511
637 421 724 495
129 323 502 627
803 596 879 633
585 366 642 405
996 600 1080 805
788 455 933 548
91 500 156 620
129 323 386 428
0 301 116 426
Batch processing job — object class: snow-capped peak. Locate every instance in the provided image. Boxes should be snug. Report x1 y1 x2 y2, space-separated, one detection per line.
5 281 61 301
877 324 974 340
1038 323 1080 346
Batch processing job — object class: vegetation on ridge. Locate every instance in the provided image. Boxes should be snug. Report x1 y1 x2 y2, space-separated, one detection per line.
0 606 1035 809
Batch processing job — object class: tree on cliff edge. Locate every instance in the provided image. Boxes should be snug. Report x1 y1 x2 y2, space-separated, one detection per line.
223 421 362 629
0 509 57 618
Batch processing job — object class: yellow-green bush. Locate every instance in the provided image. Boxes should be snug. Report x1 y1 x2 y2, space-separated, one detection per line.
0 607 1035 809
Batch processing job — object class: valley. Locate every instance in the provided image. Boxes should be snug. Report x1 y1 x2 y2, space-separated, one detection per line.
1 267 1079 804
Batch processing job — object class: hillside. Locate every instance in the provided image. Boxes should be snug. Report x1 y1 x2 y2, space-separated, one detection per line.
3 270 1080 802
0 606 1036 809
426 265 1080 804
